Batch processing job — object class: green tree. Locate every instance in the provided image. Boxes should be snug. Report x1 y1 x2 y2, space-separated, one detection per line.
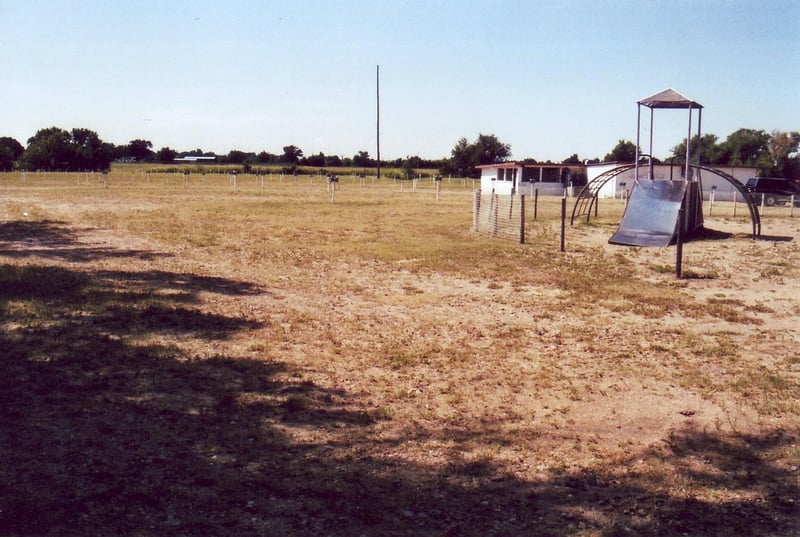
402 157 416 180
256 151 278 164
281 145 303 164
447 133 511 178
18 127 73 170
767 130 800 178
325 155 343 167
127 139 153 162
352 150 372 167
0 137 24 170
70 128 113 170
720 128 771 168
603 139 637 162
18 127 113 171
448 137 472 177
303 152 326 167
226 150 252 164
670 133 724 165
156 147 177 163
474 133 511 166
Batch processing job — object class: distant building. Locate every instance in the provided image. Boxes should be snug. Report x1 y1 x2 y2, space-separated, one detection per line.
174 156 216 162
477 163 585 196
586 163 758 200
478 161 758 201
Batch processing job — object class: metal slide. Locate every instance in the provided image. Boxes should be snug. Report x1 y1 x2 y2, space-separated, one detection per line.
608 180 688 246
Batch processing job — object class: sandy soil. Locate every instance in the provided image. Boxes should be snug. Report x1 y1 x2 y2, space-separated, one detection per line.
1 192 798 536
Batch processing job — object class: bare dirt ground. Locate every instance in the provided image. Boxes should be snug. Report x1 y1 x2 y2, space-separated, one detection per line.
1 183 798 536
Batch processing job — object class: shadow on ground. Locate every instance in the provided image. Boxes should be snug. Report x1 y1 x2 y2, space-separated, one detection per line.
0 220 170 262
0 219 796 536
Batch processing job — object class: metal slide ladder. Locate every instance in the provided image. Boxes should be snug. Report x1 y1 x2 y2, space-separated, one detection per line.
570 164 635 225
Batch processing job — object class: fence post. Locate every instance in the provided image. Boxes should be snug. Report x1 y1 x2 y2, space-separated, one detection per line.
676 208 684 279
520 195 526 244
709 189 714 216
533 188 539 220
594 192 599 219
473 190 481 232
733 191 737 218
492 193 498 237
560 197 566 252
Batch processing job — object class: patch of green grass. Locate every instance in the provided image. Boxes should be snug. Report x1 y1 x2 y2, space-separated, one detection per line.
648 263 674 274
680 268 719 279
731 367 799 414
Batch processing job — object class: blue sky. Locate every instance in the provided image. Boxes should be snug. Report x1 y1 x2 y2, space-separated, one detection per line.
1 0 798 162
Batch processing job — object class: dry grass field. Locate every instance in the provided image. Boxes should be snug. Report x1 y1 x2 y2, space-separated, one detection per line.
1 170 798 536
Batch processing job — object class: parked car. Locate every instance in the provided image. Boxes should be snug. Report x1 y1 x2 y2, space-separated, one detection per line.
744 177 800 206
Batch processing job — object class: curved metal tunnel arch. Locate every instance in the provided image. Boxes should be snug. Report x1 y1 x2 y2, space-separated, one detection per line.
570 164 761 239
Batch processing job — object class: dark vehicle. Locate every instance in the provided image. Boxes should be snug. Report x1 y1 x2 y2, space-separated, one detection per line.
744 177 800 206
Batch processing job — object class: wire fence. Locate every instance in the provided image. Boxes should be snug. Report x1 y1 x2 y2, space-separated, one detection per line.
472 191 526 242
3 172 796 230
706 191 799 219
1 170 482 192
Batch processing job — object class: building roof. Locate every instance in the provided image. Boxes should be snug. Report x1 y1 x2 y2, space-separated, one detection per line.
476 162 583 169
638 88 703 109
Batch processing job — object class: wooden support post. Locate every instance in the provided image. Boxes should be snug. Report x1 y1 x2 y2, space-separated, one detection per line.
560 197 566 252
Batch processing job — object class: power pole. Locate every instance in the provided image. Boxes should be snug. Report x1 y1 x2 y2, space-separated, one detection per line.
376 64 381 179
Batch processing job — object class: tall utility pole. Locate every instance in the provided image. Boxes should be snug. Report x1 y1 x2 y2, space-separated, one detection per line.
376 64 381 179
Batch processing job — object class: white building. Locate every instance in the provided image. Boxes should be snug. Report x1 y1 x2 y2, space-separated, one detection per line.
586 163 758 201
477 163 585 196
478 161 757 201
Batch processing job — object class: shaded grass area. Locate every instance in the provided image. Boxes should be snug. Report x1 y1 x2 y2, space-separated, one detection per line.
0 185 798 535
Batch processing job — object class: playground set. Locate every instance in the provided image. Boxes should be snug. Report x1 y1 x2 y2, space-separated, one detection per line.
571 88 761 245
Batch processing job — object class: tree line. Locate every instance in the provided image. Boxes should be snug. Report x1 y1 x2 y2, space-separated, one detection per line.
0 127 447 174
1 126 797 180
600 128 800 180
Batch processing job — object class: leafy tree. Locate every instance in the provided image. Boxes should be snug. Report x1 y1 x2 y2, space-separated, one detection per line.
156 147 177 163
446 133 511 178
18 127 72 170
562 153 581 165
668 129 798 178
402 157 416 179
302 152 326 167
352 150 372 167
18 127 113 171
474 133 511 166
70 128 113 170
325 155 343 167
225 150 252 164
670 134 724 165
767 130 800 178
448 137 472 177
603 139 637 162
0 136 24 170
720 128 771 168
281 145 303 164
127 139 153 162
256 151 278 164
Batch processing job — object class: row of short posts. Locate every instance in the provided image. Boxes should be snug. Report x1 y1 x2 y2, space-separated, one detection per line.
708 188 741 217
